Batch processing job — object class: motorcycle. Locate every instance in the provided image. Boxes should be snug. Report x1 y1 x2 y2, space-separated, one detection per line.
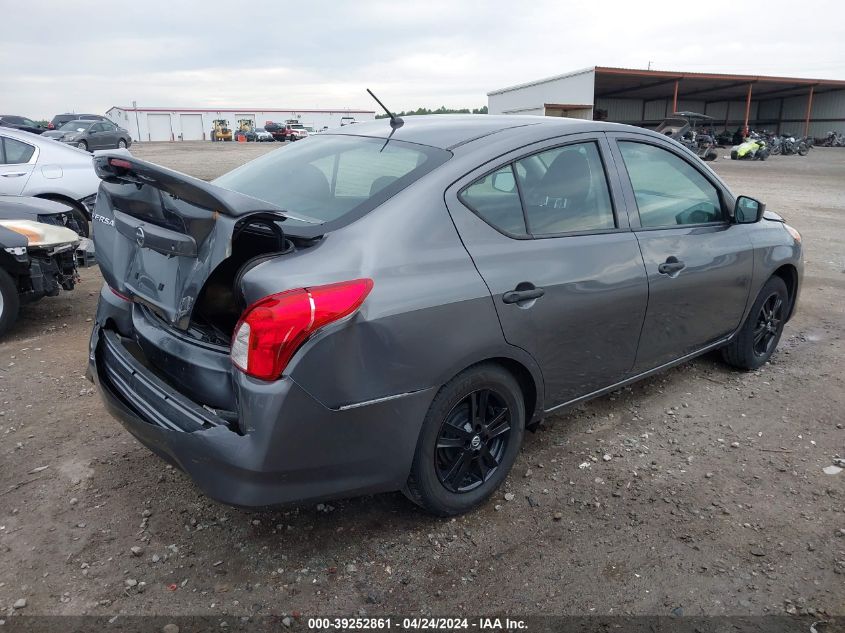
818 131 845 147
780 135 809 156
730 133 770 160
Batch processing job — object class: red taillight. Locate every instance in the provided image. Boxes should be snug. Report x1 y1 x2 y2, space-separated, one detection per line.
48 122 54 129
109 158 132 169
230 279 373 381
108 285 131 301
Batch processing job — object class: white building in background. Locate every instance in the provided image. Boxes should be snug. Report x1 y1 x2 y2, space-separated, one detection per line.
106 106 376 142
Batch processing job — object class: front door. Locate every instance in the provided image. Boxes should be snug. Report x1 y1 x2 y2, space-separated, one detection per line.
0 135 36 195
609 134 754 370
446 135 649 408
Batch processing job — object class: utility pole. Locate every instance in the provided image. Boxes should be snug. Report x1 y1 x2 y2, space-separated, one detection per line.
132 100 141 142
648 60 653 71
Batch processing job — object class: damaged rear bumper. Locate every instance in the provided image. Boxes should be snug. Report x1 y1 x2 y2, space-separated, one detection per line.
87 303 433 508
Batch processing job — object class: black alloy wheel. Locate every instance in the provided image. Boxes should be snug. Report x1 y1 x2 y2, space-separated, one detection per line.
752 292 784 358
434 388 511 493
404 363 525 516
722 275 788 370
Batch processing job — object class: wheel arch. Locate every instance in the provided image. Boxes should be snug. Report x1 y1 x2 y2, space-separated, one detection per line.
772 263 798 320
449 355 543 430
34 192 89 220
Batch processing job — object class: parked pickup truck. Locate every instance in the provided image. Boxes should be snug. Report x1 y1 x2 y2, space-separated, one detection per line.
266 121 309 142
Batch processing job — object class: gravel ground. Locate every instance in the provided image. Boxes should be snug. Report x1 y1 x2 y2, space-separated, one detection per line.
0 140 843 621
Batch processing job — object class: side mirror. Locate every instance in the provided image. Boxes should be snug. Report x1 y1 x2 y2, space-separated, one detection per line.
492 170 515 193
734 195 766 224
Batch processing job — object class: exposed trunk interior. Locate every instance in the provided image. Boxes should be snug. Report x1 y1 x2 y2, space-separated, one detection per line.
187 220 317 346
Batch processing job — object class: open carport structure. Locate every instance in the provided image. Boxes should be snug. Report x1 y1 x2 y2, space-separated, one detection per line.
488 66 845 137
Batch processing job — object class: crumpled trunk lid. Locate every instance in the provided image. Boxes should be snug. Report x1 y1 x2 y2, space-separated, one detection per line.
92 153 290 329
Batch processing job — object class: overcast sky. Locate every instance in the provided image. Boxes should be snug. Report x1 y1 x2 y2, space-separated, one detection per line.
2 0 844 119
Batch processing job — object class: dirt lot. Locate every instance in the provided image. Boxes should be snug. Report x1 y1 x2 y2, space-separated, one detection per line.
1 140 843 621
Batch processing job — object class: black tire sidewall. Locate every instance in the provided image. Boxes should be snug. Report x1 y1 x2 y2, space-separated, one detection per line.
70 207 90 238
0 268 20 338
727 276 789 370
407 364 525 516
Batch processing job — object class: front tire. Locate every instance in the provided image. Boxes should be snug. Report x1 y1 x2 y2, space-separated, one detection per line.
404 364 525 516
722 276 789 370
0 268 20 339
77 141 88 151
118 139 127 149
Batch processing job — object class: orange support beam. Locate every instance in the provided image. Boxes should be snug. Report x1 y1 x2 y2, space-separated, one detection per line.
743 83 753 136
804 86 815 137
672 80 679 113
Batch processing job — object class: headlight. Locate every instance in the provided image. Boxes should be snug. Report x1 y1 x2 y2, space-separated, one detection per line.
64 134 79 141
0 220 80 248
784 224 801 243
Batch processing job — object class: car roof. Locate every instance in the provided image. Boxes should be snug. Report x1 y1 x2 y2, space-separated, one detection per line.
0 126 91 154
328 115 632 150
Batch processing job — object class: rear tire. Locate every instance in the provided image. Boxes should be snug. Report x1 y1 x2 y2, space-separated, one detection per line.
404 364 525 516
0 268 20 339
722 276 788 370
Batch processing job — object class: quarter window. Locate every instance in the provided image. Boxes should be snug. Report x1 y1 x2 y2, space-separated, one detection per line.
1 137 35 164
458 165 527 236
515 142 614 234
618 141 723 227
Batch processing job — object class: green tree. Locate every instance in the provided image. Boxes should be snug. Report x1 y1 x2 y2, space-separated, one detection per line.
376 105 487 119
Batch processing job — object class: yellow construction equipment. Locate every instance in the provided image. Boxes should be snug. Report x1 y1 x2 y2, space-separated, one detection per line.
211 119 232 142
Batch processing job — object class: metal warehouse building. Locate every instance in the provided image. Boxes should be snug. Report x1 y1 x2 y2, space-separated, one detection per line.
106 106 376 142
488 66 845 137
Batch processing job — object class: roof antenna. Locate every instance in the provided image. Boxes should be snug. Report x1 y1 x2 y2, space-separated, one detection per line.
367 89 404 129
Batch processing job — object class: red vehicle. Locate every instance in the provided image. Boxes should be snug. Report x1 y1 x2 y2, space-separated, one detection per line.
266 120 309 142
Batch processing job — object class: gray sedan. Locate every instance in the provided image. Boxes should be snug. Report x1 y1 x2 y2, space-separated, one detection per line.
43 119 131 151
86 116 802 516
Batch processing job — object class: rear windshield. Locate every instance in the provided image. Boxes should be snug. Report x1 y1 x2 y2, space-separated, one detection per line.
214 135 450 226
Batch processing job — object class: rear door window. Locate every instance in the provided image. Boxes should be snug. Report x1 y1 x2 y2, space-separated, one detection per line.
458 165 527 236
1 137 35 164
458 140 615 237
515 142 615 235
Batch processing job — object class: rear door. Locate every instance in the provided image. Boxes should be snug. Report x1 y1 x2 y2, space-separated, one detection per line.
445 134 649 408
0 135 36 195
608 133 753 370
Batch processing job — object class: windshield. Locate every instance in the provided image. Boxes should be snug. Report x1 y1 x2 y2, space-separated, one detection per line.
59 121 92 131
214 135 450 226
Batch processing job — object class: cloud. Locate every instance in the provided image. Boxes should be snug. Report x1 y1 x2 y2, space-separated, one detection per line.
1 0 843 118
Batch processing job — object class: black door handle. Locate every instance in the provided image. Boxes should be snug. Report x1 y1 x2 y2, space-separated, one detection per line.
658 256 685 275
502 287 545 304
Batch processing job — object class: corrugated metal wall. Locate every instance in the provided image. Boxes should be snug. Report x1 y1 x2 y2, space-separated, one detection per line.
594 98 645 122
